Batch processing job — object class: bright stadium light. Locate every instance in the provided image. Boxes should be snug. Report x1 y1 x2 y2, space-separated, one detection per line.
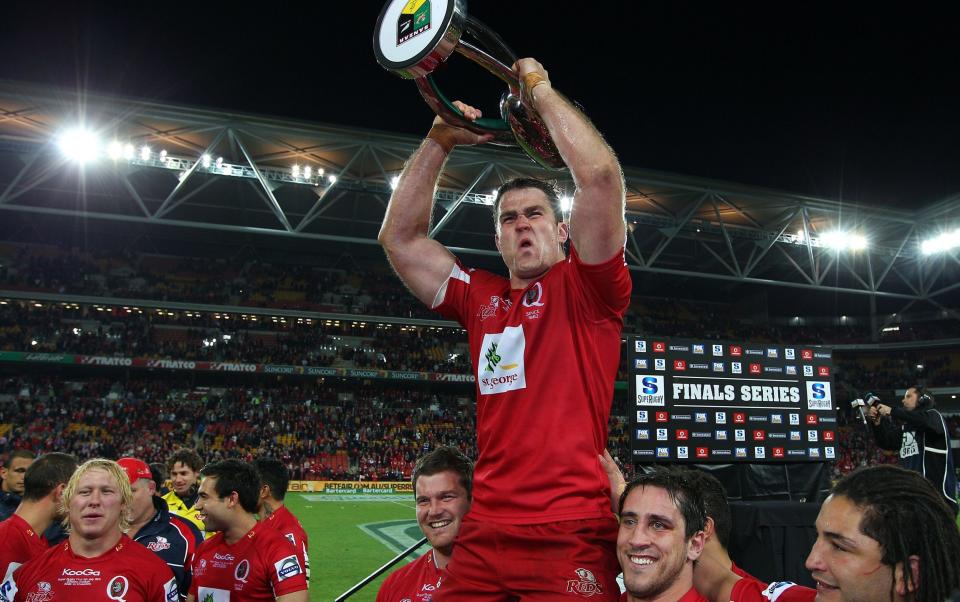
159 149 168 162
107 141 123 161
819 231 847 250
201 154 212 168
795 229 806 243
390 175 400 190
292 164 301 178
140 145 151 161
560 195 572 212
303 166 312 179
921 228 960 255
327 174 337 184
57 128 100 163
123 143 135 160
848 233 868 251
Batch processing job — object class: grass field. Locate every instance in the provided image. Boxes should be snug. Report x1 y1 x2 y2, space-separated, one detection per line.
285 493 430 602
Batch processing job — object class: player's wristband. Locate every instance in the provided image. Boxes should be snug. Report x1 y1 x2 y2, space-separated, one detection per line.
426 126 457 155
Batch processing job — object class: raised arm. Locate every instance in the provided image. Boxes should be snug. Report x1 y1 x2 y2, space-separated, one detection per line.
378 103 493 306
517 58 626 263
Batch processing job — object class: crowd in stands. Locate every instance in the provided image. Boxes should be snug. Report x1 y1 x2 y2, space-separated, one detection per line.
0 376 477 482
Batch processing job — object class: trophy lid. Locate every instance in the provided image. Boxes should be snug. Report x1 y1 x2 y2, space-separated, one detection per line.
373 0 466 79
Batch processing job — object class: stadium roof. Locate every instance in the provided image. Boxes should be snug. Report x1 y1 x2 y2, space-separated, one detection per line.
1 81 958 319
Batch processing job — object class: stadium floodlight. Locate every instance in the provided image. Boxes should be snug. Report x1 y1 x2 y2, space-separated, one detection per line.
57 128 100 163
560 195 572 212
107 141 123 161
390 175 400 190
795 229 806 243
303 166 312 179
292 164 301 178
327 174 337 184
140 145 151 161
819 230 867 251
848 233 868 250
921 228 960 255
201 154 212 168
159 149 168 162
123 143 135 161
215 157 223 168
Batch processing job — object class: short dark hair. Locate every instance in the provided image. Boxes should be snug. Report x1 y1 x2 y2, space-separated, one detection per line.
167 448 204 473
149 462 167 492
832 465 960 602
492 177 564 224
200 460 261 514
253 457 289 502
411 446 474 501
22 453 77 502
683 469 732 550
619 467 706 540
4 449 35 469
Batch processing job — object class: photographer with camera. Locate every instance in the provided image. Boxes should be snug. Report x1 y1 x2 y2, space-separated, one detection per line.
867 386 958 514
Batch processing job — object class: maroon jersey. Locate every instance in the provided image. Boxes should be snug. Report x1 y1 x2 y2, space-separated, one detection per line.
436 245 631 523
189 522 306 601
376 550 442 602
1 535 177 602
0 515 47 585
261 505 310 585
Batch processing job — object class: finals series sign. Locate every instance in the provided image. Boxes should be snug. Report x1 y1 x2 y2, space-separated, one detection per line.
628 337 836 463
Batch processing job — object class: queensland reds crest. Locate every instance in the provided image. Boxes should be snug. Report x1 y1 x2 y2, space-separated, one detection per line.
522 282 544 307
566 568 602 597
107 576 128 601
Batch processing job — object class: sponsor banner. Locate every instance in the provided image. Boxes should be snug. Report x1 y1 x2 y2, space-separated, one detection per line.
0 351 476 384
289 481 413 495
629 336 833 464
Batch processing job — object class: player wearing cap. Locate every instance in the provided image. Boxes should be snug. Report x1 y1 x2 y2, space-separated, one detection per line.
119 457 204 600
0 453 77 584
253 457 310 587
187 460 307 602
0 458 177 602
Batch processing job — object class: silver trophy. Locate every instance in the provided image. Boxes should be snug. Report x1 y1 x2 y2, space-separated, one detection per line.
373 0 565 170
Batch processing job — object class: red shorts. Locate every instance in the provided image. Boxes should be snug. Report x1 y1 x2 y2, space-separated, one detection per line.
434 517 621 602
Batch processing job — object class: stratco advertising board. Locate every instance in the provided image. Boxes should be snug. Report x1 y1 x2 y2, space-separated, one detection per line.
629 337 836 463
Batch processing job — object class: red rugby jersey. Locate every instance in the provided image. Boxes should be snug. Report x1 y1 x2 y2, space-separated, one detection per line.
261 505 310 584
375 550 443 602
730 563 816 601
1 535 177 602
0 515 47 585
189 521 306 601
436 245 631 523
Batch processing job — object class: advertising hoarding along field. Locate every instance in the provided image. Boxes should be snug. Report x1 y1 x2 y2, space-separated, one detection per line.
629 337 836 463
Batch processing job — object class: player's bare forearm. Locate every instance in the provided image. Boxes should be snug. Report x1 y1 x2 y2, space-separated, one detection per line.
522 59 626 262
276 591 309 602
378 138 456 307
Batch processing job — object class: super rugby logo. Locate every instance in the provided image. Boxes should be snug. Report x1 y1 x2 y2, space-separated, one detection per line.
635 375 665 406
806 381 832 410
566 568 602 597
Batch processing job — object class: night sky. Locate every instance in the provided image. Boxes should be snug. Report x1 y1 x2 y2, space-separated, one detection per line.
3 2 959 208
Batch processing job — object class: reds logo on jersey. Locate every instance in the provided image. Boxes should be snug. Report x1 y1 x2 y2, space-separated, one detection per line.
566 568 602 597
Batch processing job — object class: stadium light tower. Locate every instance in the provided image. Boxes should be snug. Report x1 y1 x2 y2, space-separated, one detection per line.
57 127 100 164
921 228 960 255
